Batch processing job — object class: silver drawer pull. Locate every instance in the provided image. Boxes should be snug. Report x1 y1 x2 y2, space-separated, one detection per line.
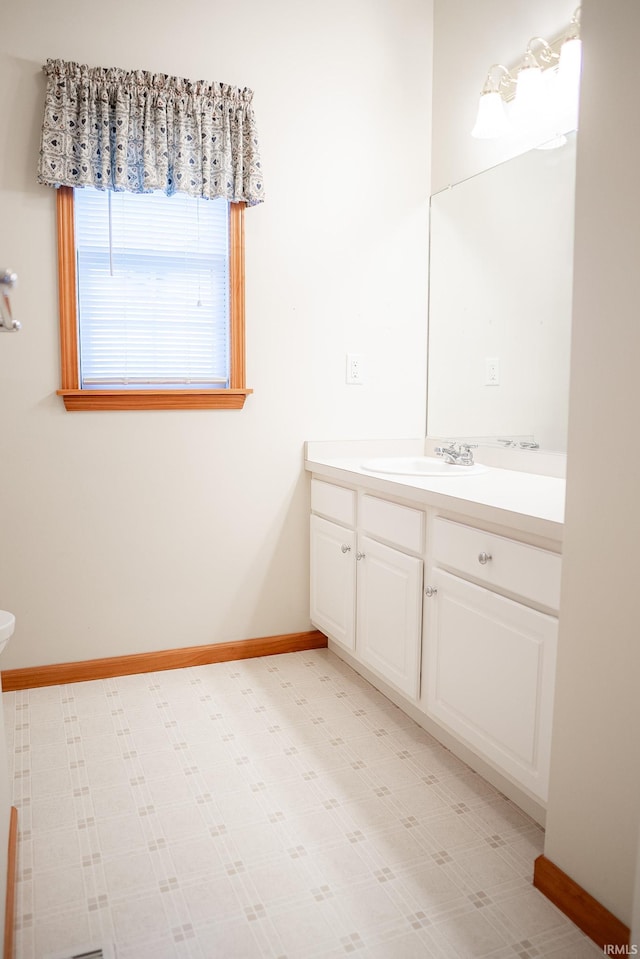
341 544 351 554
478 551 492 565
425 585 438 597
356 551 365 561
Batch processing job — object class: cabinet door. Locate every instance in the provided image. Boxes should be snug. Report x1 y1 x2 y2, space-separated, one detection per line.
310 515 356 650
424 568 557 801
356 534 423 700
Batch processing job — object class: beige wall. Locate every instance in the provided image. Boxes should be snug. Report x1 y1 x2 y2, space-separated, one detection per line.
544 0 640 927
0 0 432 669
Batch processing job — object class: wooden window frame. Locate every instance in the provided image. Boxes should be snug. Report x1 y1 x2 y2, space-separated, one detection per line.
55 186 252 411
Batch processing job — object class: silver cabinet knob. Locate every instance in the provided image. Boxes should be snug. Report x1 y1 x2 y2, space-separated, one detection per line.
341 544 351 554
356 552 365 561
478 551 492 565
425 585 438 597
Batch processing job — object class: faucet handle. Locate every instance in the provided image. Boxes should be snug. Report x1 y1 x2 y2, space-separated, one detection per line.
457 443 477 466
434 442 457 457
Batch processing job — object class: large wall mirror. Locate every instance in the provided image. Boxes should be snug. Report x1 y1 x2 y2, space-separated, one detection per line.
427 134 576 452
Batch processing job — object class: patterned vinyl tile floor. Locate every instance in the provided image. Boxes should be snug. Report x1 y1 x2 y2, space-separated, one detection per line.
3 649 603 958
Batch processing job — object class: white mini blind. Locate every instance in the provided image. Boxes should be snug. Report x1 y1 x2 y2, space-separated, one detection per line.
74 188 230 389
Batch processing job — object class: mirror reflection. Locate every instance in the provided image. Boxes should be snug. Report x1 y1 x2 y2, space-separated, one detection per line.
427 134 576 452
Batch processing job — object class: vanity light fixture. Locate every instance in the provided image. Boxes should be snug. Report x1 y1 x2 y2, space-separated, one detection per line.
471 7 582 144
512 40 553 127
470 65 513 139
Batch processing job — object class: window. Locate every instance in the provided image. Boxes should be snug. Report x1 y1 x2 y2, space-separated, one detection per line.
56 187 251 411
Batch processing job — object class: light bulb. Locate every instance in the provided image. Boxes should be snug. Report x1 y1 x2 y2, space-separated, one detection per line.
471 91 509 139
559 36 582 86
513 60 545 129
556 36 582 132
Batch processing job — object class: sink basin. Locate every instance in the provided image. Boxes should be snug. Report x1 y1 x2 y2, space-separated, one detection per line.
0 610 15 655
361 456 487 477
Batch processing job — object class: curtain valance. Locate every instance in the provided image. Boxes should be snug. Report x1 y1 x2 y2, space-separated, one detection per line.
38 58 264 205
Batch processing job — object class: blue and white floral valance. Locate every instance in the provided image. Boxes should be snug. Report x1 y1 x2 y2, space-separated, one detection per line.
38 58 264 205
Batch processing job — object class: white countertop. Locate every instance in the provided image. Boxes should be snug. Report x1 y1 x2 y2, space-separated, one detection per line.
305 442 565 543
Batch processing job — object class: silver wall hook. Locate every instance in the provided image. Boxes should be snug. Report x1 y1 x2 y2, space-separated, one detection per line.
0 269 20 332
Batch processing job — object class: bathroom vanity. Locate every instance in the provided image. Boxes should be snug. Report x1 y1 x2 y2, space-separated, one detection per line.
305 439 565 824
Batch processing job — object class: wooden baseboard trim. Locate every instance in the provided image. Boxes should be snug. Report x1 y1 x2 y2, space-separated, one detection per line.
533 854 630 951
0 630 328 691
4 807 17 959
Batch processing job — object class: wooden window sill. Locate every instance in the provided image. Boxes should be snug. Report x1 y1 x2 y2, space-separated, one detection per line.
57 389 253 411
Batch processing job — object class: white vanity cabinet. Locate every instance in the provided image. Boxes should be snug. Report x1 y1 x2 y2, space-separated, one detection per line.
310 479 424 699
424 517 561 801
306 443 566 820
310 482 357 651
356 495 424 699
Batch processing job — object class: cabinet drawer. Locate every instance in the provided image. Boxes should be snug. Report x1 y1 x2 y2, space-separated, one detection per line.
360 494 424 554
432 517 561 611
311 479 356 527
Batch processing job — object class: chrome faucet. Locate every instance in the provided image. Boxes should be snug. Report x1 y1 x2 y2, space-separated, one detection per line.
434 442 478 466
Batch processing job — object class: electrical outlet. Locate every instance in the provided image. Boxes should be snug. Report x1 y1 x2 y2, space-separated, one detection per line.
346 353 364 385
485 357 500 385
